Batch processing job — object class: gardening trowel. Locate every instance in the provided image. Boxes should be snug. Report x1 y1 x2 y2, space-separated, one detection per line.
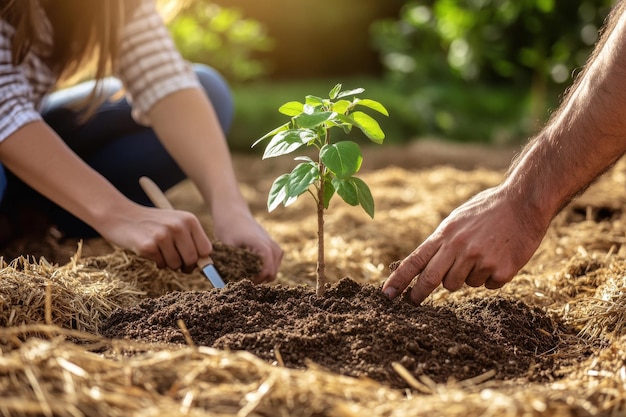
138 176 226 289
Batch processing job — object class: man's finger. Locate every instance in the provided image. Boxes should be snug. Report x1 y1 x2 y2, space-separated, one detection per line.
465 267 490 287
441 257 475 292
409 249 454 304
382 241 438 300
485 277 506 289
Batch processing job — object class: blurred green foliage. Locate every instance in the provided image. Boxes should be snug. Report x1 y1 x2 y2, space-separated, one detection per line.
168 2 273 81
372 0 614 85
167 1 620 148
371 0 616 143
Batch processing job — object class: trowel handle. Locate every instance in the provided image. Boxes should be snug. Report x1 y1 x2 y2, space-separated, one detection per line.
139 176 174 210
138 176 224 287
139 176 216 268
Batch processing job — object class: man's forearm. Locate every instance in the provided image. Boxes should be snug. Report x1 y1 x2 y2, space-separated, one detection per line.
503 0 626 225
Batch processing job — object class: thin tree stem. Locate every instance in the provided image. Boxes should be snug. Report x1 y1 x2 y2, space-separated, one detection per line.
316 169 326 296
316 126 331 296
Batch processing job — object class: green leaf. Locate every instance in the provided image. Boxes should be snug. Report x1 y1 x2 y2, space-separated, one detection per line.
263 129 315 159
294 111 336 129
267 174 291 212
252 122 289 148
354 98 389 116
305 95 324 107
329 84 342 99
352 177 375 218
279 101 304 116
332 99 352 115
337 88 365 98
320 141 363 179
332 177 358 206
322 177 335 209
286 162 319 200
350 111 386 144
267 163 320 211
331 177 375 218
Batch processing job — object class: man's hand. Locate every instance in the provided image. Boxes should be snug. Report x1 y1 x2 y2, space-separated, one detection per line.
381 0 626 305
382 185 548 304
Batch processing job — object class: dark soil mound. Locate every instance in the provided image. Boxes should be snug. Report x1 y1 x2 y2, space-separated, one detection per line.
102 278 562 390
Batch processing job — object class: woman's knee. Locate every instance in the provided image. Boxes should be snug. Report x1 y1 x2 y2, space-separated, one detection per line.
192 64 234 133
41 77 124 113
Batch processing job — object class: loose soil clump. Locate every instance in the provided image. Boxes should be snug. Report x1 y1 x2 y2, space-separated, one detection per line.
102 277 563 390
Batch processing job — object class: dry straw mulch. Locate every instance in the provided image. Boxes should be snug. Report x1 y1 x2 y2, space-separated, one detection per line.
3 146 626 416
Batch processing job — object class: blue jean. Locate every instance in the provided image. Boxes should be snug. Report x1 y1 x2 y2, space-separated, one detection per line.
0 64 233 238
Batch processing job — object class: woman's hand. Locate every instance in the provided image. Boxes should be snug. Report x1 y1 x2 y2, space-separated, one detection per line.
212 204 283 284
103 201 284 283
148 88 283 283
99 203 214 271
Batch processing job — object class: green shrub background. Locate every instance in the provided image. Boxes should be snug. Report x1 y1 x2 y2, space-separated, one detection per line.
168 0 617 151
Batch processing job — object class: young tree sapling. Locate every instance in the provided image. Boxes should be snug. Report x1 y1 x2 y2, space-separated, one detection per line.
253 84 388 295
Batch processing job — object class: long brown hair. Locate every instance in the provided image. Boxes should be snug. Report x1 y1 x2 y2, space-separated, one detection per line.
2 0 144 83
1 0 187 116
0 0 141 119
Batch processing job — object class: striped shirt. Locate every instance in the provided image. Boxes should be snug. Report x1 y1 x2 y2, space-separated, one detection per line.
0 0 200 143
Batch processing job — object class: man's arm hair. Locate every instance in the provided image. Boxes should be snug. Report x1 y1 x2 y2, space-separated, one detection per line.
503 0 626 222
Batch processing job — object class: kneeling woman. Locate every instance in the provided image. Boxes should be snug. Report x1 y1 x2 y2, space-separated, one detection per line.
0 0 282 282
